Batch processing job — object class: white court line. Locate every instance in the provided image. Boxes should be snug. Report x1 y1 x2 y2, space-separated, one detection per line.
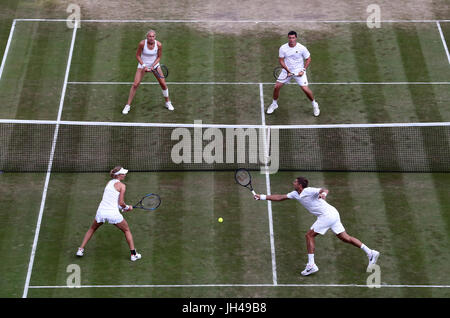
28 283 450 289
22 22 79 299
13 18 450 23
67 81 450 85
2 119 450 129
259 83 277 286
436 21 450 65
0 20 16 81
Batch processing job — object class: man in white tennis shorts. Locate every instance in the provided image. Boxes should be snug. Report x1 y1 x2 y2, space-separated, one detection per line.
267 30 320 117
254 177 380 276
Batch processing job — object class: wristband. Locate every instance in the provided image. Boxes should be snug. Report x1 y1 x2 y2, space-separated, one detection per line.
260 194 267 200
142 63 147 68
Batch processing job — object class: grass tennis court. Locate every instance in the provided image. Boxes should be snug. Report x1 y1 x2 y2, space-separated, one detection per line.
1 5 450 299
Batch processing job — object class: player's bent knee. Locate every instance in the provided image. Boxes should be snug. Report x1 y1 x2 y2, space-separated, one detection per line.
337 233 351 243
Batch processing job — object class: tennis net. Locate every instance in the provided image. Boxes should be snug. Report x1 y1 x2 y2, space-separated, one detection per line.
1 119 449 172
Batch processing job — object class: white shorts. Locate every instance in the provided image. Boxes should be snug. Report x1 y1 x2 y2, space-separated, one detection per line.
95 210 124 225
276 69 309 86
311 211 345 235
137 62 160 69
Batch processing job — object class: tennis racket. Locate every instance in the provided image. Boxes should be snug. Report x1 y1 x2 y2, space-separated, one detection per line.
235 168 256 196
133 193 161 211
273 66 305 80
151 64 169 79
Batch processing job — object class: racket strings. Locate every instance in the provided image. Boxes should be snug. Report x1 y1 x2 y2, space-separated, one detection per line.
142 195 161 210
274 67 283 79
235 171 251 186
155 64 168 78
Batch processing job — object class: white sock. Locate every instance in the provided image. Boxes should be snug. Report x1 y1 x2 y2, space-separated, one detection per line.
361 244 371 256
308 254 315 265
162 89 169 98
311 100 316 106
272 99 278 105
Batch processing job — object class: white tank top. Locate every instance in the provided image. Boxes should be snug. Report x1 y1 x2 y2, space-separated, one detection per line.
141 39 158 65
97 179 121 212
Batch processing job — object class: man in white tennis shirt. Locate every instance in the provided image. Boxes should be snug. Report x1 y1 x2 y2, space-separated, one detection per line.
255 177 379 276
267 31 320 117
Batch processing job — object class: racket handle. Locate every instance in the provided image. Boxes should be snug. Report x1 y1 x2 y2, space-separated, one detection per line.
252 190 256 195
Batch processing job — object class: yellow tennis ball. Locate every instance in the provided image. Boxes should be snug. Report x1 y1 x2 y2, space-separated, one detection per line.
218 217 223 223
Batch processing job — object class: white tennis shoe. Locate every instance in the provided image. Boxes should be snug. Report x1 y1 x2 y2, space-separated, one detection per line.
131 252 142 262
122 104 131 115
313 101 320 117
76 248 84 257
367 250 380 270
301 263 319 276
165 101 174 111
266 102 278 114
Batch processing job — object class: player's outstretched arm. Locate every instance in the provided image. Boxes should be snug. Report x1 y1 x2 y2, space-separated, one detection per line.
254 194 289 201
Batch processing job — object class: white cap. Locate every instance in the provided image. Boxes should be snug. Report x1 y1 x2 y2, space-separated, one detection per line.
114 167 128 175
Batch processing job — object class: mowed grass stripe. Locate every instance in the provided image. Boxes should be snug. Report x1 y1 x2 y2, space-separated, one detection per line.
440 22 450 60
14 22 72 120
178 172 218 285
0 22 39 118
367 25 422 122
314 30 366 284
416 23 450 80
234 170 273 287
431 173 450 242
376 173 432 297
0 173 46 297
351 25 431 294
212 171 245 288
168 25 215 122
0 19 13 69
343 173 403 294
350 24 407 171
395 25 450 172
63 23 100 121
311 25 366 123
395 25 444 122
401 173 450 289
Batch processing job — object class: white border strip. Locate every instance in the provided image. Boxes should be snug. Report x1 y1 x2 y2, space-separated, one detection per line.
28 283 450 289
13 18 450 23
436 21 450 65
259 83 277 286
22 22 78 299
2 119 450 129
0 20 16 81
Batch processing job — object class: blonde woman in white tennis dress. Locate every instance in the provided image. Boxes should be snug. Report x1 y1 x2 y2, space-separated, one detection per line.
122 29 174 114
76 166 142 261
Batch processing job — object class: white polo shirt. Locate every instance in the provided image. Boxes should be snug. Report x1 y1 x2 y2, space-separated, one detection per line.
279 42 310 73
287 187 338 217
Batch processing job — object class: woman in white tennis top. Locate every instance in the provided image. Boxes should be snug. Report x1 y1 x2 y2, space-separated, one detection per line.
76 166 142 261
122 29 174 114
